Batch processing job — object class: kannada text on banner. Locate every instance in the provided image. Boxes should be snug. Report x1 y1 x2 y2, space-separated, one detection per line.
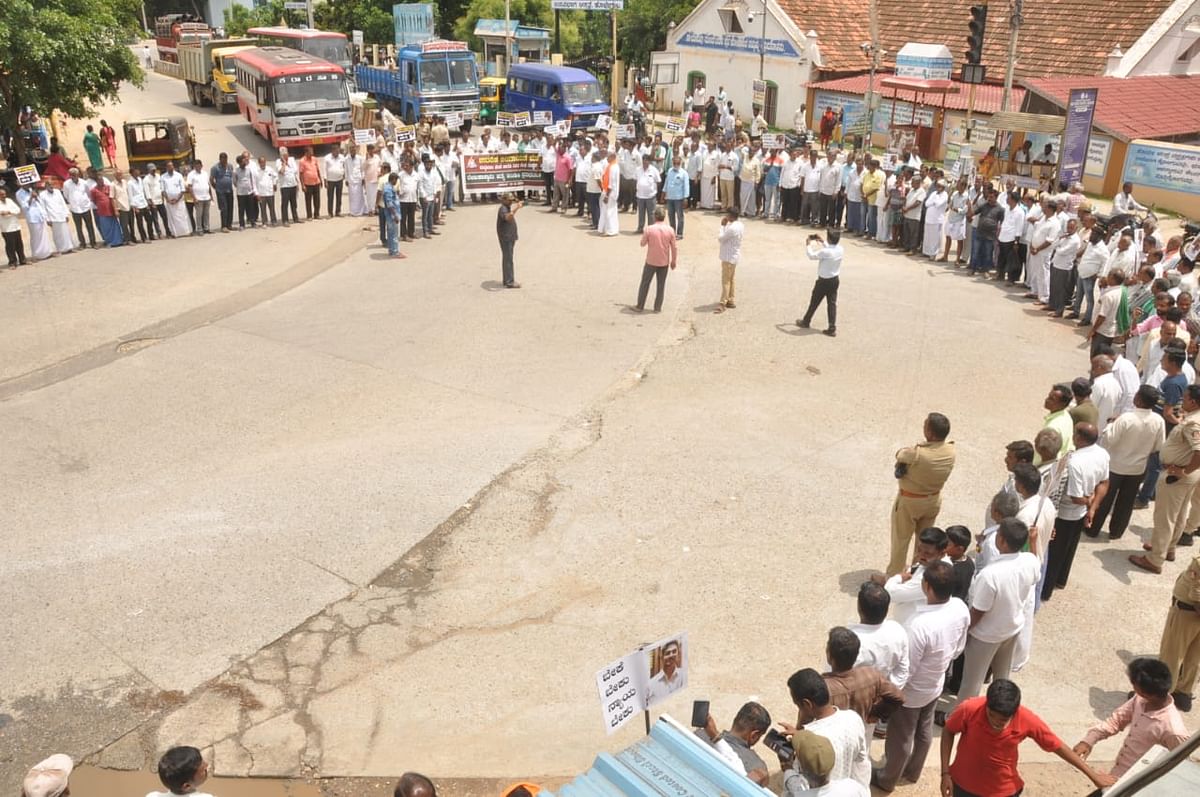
460 152 544 196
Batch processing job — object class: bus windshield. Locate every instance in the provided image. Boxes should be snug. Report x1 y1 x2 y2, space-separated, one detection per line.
563 81 603 106
272 75 349 115
301 37 350 67
420 58 476 91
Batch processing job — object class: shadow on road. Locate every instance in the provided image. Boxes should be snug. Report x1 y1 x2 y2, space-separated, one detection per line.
480 280 506 291
838 568 878 595
774 322 820 337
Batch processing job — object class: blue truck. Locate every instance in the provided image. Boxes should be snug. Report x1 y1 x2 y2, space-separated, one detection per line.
355 40 480 124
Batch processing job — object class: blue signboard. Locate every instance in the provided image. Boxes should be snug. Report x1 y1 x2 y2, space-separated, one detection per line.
1123 141 1200 196
1058 88 1098 187
394 3 434 48
676 31 800 58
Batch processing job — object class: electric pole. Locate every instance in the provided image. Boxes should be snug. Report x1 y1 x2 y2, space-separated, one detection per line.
1001 0 1022 111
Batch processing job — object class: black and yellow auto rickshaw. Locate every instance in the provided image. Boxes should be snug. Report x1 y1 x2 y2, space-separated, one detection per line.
123 117 195 171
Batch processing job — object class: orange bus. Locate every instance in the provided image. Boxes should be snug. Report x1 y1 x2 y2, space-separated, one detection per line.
247 26 352 73
230 47 352 149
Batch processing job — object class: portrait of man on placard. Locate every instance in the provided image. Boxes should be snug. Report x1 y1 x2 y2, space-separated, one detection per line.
644 635 688 708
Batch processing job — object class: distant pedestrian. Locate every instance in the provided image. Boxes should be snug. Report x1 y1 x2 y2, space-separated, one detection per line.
382 172 403 259
99 119 118 168
798 229 843 337
82 124 103 171
497 192 522 289
143 44 153 68
635 206 676 313
715 207 743 313
0 188 28 267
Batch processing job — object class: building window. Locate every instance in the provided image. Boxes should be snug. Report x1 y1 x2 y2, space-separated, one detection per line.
764 81 778 126
687 70 706 94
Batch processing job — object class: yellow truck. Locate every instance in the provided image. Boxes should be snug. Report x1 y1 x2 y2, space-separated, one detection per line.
178 38 257 112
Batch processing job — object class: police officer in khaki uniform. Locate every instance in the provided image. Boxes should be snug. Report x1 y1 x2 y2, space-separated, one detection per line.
1131 385 1200 574
887 413 956 577
1158 553 1200 711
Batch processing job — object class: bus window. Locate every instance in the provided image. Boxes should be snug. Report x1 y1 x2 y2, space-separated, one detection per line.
405 62 416 85
563 81 602 105
534 82 548 97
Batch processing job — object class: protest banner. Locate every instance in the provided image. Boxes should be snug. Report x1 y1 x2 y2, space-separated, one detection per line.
353 129 375 145
497 111 516 127
513 111 532 127
14 164 40 186
532 110 554 126
595 114 611 131
459 152 544 196
664 117 685 134
395 125 416 143
761 133 782 150
444 111 464 129
614 124 636 140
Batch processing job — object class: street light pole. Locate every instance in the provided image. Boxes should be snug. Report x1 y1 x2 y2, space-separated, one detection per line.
306 0 314 29
758 0 767 80
1001 0 1022 111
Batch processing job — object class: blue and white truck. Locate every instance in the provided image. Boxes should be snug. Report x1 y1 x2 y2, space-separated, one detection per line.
355 40 480 125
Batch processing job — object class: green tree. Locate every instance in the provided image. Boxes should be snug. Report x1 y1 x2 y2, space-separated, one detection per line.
617 0 698 68
315 0 396 45
224 1 289 36
0 0 144 163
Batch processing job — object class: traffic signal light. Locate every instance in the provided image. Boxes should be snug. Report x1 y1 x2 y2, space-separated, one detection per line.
966 4 988 64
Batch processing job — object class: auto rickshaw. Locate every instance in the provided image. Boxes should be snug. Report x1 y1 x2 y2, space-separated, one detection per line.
123 117 195 171
479 76 505 125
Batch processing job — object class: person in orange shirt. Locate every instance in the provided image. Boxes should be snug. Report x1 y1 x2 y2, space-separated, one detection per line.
298 146 324 220
635 206 677 312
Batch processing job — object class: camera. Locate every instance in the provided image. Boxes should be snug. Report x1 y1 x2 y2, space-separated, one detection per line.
763 728 794 760
747 11 755 23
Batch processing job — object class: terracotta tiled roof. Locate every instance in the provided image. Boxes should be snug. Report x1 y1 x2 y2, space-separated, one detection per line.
790 0 1171 79
1023 75 1200 142
806 72 1022 115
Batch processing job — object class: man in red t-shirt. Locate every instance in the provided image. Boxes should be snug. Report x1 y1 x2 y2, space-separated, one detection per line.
939 680 1113 797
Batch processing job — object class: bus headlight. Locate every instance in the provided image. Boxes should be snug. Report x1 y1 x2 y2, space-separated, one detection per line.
334 123 351 131
278 128 298 137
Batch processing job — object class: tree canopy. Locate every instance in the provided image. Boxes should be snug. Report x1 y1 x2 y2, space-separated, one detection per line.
0 0 143 162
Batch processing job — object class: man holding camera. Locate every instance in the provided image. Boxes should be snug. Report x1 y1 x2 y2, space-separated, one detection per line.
887 414 956 577
798 230 843 336
694 702 772 785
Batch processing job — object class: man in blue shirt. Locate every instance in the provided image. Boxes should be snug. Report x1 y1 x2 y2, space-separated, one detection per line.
209 152 235 233
663 155 689 240
382 173 404 259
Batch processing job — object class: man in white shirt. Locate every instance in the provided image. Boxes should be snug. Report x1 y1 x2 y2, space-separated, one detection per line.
185 161 212 235
780 149 803 222
716 207 744 311
798 229 844 336
995 192 1026 283
1044 424 1109 602
253 156 278 226
782 669 871 788
1090 384 1164 540
1113 181 1148 217
323 148 346 216
874 561 969 792
922 181 947 258
160 161 190 238
878 527 951 627
276 148 300 225
634 154 660 233
848 581 909 689
801 151 822 225
416 155 441 238
1090 354 1122 430
62 169 98 248
818 151 840 228
957 519 1042 701
901 175 925 254
717 143 738 211
1070 229 1110 324
1047 218 1082 316
783 729 870 797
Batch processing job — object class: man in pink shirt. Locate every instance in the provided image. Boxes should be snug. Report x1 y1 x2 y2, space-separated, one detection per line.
1074 657 1189 776
298 146 323 220
552 140 574 213
635 206 677 312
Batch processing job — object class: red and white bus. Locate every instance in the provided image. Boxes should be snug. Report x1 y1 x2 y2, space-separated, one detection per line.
230 47 352 149
247 27 352 73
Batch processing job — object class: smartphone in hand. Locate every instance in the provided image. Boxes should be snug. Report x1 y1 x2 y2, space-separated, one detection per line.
691 700 710 728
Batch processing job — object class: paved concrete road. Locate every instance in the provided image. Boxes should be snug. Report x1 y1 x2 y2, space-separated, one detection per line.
3 74 1179 794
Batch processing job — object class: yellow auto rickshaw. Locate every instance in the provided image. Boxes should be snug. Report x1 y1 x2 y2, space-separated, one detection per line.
479 76 505 125
123 117 195 171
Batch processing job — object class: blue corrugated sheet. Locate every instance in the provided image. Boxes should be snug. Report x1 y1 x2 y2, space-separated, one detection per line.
544 717 774 797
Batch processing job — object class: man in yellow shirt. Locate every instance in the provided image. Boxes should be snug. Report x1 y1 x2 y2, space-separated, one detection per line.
860 160 884 239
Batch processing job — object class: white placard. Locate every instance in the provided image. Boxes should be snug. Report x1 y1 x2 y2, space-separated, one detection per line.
532 110 554 125
1085 136 1111 178
14 164 39 186
761 133 782 150
497 111 515 127
353 128 375 145
444 111 464 129
395 125 416 143
552 0 624 8
283 1 307 9
595 114 611 131
513 111 531 127
614 124 636 140
595 650 643 734
352 29 364 46
664 117 685 134
594 632 688 734
544 121 568 137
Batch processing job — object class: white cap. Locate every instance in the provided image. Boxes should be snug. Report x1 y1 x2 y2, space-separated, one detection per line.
22 754 73 797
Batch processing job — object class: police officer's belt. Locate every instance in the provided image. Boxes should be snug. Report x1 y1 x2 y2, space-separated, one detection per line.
1173 598 1197 612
